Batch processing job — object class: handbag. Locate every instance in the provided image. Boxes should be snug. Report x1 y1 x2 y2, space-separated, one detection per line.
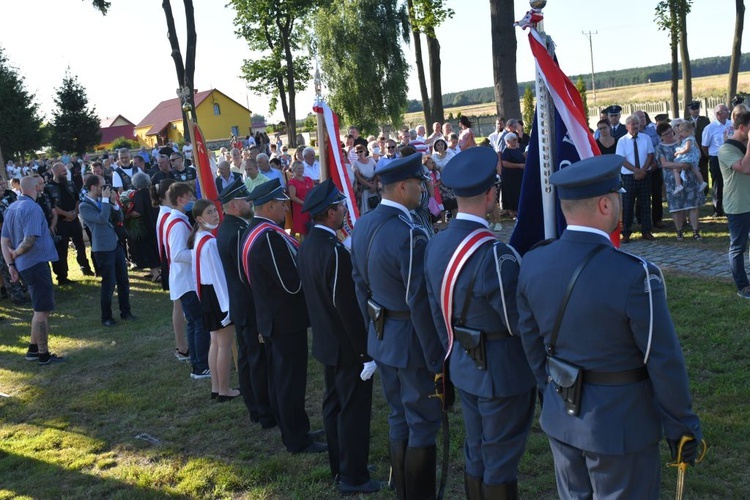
428 197 441 217
367 194 381 210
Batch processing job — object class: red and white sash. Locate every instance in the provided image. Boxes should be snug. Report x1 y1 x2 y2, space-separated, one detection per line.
440 228 497 362
193 232 214 300
164 217 191 264
157 211 169 262
241 222 300 285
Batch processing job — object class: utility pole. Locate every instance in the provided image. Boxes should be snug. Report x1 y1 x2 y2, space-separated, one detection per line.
582 30 598 104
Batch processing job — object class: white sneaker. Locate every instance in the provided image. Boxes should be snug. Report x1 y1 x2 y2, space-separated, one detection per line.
673 185 684 195
698 181 708 191
190 368 211 380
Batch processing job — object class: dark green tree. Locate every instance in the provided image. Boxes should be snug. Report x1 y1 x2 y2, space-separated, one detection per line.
89 0 111 13
0 48 43 166
522 86 534 130
50 70 101 156
231 0 318 148
315 0 410 132
575 77 589 122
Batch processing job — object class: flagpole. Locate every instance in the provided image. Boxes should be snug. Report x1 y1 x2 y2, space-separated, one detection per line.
530 0 557 239
314 62 328 181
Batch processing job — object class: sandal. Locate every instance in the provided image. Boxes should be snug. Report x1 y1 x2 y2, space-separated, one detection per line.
152 272 162 283
676 230 684 241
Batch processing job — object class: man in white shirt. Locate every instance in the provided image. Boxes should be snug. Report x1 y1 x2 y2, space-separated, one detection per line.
616 114 656 243
165 182 210 380
112 149 142 191
182 139 194 164
702 104 733 216
488 118 506 153
302 148 321 184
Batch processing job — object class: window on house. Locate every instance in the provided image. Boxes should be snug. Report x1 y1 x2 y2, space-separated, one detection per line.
213 103 221 115
231 126 239 136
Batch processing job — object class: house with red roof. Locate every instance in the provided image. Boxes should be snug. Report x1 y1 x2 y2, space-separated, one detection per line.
98 115 136 150
135 89 252 147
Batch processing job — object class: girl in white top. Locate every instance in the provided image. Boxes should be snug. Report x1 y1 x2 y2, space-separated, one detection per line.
154 179 188 361
189 199 240 402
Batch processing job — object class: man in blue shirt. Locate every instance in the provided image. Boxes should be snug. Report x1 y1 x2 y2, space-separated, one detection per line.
1 176 64 365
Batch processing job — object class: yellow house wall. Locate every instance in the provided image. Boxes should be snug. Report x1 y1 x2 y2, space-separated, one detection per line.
195 92 251 141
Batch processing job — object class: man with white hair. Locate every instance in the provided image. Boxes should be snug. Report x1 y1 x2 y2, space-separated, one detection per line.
302 148 321 184
257 153 286 188
215 160 241 193
702 104 734 216
616 115 656 243
112 148 142 191
229 148 244 175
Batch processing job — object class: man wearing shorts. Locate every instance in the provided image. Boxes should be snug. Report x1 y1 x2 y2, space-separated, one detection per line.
1 176 64 365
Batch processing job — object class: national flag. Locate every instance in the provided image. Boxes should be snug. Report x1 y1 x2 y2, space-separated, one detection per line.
313 100 359 236
187 120 222 222
510 24 618 255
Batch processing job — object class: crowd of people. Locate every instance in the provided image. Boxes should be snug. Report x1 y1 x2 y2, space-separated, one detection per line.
5 100 750 496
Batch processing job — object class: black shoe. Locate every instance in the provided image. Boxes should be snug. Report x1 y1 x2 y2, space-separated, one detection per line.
38 353 66 365
102 318 117 327
211 392 218 400
57 277 74 285
217 394 240 403
339 479 383 495
0 286 8 299
120 313 138 321
25 351 40 361
309 429 326 440
81 269 95 276
295 441 328 454
259 418 277 429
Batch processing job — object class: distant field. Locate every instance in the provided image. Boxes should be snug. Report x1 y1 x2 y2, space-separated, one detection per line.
405 71 750 122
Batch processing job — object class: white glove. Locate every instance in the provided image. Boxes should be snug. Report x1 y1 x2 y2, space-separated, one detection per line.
221 312 231 327
360 360 377 381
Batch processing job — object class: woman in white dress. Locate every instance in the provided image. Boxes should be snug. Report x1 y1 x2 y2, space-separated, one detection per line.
352 145 378 215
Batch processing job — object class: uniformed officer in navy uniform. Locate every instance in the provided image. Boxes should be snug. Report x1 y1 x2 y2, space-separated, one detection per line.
241 179 326 454
516 155 703 499
298 180 381 495
607 105 627 141
424 147 535 500
215 179 274 428
351 153 445 499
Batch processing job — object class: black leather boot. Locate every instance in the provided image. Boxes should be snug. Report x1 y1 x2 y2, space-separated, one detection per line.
464 471 483 500
482 481 518 500
389 439 408 500
404 445 437 500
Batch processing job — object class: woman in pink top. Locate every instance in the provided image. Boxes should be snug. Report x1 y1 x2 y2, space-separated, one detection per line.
458 116 476 150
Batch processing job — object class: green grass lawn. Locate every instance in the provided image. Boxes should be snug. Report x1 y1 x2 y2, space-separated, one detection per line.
1 242 749 498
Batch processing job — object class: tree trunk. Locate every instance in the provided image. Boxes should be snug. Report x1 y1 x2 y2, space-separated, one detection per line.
669 5 679 119
679 8 692 119
407 0 432 129
276 73 291 146
728 0 745 101
162 0 192 143
280 20 298 148
489 0 520 119
183 0 197 137
426 30 444 125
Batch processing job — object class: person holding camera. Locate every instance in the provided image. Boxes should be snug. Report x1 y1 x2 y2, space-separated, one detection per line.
79 176 136 327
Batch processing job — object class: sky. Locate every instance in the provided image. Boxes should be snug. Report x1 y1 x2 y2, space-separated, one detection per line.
0 0 746 127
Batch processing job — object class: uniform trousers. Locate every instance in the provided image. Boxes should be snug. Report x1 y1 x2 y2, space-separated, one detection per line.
377 362 441 447
548 437 660 500
178 291 210 372
235 322 274 426
322 362 374 485
52 219 92 279
266 329 312 452
709 155 724 216
459 388 535 484
621 174 652 236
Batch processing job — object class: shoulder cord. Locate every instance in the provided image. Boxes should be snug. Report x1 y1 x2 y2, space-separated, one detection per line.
332 244 340 305
493 243 523 337
266 232 302 294
406 225 428 303
640 260 655 364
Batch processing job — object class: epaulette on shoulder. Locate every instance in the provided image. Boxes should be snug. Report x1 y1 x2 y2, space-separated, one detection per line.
527 238 556 253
